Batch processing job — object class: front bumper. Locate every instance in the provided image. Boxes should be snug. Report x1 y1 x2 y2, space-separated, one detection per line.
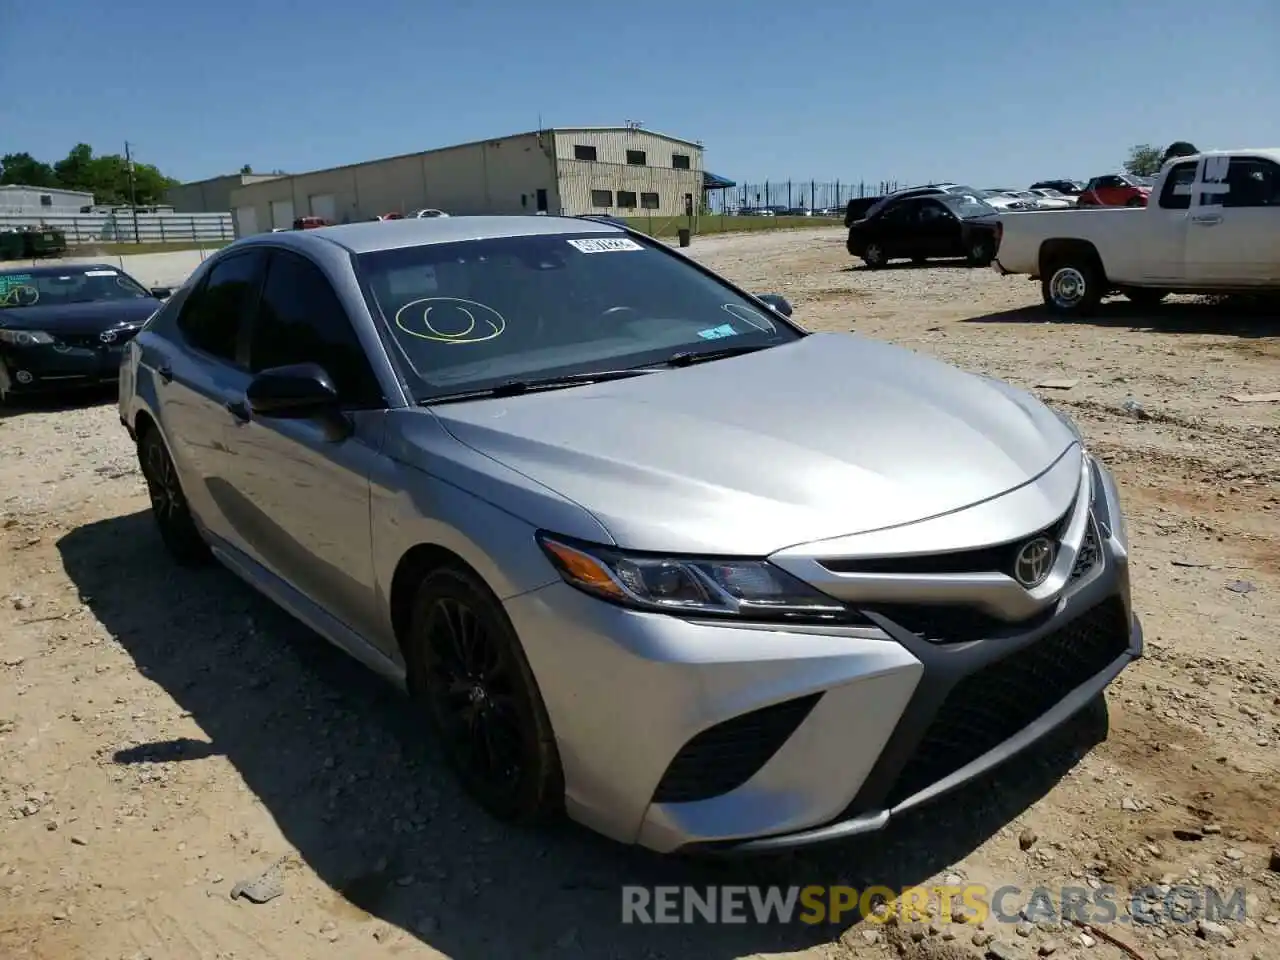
0 338 132 395
503 454 1139 854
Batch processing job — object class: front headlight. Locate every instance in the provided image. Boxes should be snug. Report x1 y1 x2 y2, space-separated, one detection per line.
536 534 848 621
0 329 56 346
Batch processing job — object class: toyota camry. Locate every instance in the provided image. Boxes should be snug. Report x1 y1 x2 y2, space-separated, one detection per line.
117 216 1141 853
1 263 171 400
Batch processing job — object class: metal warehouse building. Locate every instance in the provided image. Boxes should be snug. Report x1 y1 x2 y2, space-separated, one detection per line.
166 172 286 214
228 125 704 236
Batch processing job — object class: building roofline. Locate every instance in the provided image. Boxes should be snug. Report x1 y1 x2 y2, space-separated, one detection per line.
0 183 93 194
548 126 704 148
226 127 704 189
174 173 288 187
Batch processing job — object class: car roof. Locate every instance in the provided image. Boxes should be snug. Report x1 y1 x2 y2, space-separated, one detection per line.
0 263 118 277
239 215 624 256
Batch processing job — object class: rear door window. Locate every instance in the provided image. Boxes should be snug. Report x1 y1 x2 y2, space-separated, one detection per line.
1158 161 1198 210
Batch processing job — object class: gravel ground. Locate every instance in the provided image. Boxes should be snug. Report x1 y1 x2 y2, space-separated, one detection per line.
1 227 1277 960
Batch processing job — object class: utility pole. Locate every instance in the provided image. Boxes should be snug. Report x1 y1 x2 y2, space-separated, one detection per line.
124 140 140 243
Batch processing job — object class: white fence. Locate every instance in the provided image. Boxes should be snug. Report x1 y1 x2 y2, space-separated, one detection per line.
0 211 233 245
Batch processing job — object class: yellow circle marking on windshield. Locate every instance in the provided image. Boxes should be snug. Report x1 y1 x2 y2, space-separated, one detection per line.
394 297 506 344
722 303 775 332
1 284 39 307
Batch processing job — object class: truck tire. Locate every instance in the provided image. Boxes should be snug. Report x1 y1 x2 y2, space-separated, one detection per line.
1123 287 1168 307
1042 256 1104 317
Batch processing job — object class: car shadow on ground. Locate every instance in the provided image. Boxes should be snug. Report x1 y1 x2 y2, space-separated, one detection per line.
0 385 117 420
963 296 1280 338
57 510 1110 958
843 259 979 272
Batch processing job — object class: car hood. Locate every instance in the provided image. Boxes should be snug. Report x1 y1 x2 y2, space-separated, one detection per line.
432 333 1077 555
0 298 160 334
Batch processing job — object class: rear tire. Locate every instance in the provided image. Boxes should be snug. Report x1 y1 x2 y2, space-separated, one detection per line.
1041 256 1105 317
138 426 210 566
404 564 564 824
1123 287 1168 307
967 237 995 267
1125 197 1144 208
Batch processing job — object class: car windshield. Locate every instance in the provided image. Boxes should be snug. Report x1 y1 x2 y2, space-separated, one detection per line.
1037 188 1066 197
940 195 997 218
0 268 150 309
357 232 800 399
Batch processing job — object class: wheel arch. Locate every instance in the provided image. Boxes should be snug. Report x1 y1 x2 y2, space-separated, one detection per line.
1038 238 1106 280
388 542 490 665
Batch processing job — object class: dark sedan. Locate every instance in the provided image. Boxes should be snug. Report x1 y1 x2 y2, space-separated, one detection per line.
0 264 171 399
846 194 1002 269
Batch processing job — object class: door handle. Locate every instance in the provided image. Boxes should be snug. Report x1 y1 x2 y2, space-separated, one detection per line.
1191 215 1222 225
225 399 250 423
156 364 173 384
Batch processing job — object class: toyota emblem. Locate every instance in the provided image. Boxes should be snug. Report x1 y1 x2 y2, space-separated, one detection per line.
99 330 118 344
1013 536 1056 588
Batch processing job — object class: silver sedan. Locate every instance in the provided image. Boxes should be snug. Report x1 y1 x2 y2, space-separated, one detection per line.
117 216 1142 853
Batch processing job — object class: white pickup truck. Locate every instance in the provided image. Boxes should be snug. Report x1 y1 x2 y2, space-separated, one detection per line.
992 148 1280 315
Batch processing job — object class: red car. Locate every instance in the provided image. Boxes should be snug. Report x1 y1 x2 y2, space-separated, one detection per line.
1077 174 1151 207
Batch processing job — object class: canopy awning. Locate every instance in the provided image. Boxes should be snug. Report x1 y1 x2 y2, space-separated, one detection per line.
702 171 736 190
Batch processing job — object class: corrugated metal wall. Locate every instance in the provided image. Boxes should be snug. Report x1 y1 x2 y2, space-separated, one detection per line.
551 129 704 218
227 134 561 236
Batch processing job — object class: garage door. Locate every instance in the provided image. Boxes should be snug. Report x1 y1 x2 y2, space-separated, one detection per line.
234 206 259 237
270 199 295 230
309 194 337 222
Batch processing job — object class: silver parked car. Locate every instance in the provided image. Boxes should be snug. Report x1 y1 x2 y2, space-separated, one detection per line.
118 216 1141 853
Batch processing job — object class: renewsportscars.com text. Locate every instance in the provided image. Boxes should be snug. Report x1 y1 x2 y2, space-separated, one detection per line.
620 883 1248 926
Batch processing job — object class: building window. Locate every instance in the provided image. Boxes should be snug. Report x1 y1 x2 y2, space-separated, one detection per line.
39 194 52 207
574 145 598 162
640 192 660 210
590 189 613 207
616 190 638 209
672 154 691 170
626 150 646 166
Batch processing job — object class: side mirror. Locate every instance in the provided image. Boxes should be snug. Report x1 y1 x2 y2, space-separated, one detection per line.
756 293 793 317
149 287 172 299
245 363 340 420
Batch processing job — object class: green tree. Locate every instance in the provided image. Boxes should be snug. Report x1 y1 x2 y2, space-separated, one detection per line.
240 163 253 174
1124 144 1165 177
53 143 96 192
0 152 59 187
1160 141 1199 165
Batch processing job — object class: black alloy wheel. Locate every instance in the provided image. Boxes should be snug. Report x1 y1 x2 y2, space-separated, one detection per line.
138 426 210 565
407 566 562 822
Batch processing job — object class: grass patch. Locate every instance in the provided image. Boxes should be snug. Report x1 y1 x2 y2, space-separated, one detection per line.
624 215 842 238
64 240 233 256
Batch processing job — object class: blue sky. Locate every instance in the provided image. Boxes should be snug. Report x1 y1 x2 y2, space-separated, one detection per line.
3 0 1277 189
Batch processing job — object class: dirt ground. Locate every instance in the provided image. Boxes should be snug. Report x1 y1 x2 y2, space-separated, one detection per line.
2 227 1277 960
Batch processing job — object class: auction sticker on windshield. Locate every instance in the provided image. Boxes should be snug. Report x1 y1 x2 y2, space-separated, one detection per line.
566 237 644 254
84 269 119 277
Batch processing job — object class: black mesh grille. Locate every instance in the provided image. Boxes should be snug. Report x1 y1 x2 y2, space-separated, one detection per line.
864 604 1055 644
651 693 823 804
883 598 1130 808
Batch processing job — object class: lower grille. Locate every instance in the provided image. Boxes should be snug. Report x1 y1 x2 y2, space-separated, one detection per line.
883 598 1130 808
651 693 822 804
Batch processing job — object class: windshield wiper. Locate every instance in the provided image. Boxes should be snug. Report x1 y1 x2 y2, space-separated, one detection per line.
661 343 773 368
423 368 656 405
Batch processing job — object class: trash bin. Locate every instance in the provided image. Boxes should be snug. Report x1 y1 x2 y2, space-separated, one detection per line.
23 228 67 259
0 232 23 260
677 228 691 248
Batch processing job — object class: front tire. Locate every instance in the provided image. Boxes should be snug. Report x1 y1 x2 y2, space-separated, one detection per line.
138 426 210 566
1041 257 1105 317
405 565 563 823
1125 197 1144 208
862 242 887 269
